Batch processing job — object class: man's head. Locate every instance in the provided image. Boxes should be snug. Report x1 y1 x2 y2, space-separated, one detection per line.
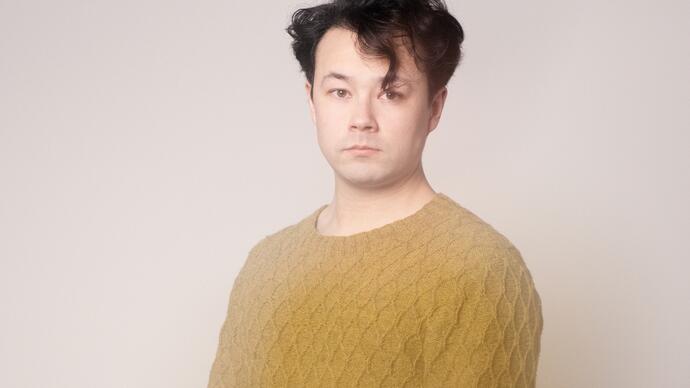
286 0 464 190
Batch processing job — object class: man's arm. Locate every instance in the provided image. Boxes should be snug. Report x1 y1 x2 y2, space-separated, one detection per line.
422 243 544 387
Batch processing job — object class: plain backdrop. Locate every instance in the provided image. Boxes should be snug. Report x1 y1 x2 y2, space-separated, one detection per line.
1 0 688 387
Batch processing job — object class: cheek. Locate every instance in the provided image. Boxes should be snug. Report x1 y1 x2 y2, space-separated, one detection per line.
314 102 337 129
314 120 341 158
385 125 428 164
387 106 427 138
315 107 349 145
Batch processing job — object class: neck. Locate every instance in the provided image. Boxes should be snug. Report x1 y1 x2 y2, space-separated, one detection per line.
316 170 437 237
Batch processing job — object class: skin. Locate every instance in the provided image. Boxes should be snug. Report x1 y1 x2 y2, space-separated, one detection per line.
304 26 449 236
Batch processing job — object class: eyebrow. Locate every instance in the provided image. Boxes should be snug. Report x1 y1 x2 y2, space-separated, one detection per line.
320 71 411 87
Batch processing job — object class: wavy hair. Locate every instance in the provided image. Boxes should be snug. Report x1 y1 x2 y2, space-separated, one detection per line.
286 0 465 104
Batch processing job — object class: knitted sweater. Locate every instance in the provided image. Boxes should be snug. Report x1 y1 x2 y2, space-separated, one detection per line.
207 192 543 387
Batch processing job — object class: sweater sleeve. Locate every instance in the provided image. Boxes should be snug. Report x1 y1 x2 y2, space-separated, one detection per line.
206 239 267 388
423 243 543 387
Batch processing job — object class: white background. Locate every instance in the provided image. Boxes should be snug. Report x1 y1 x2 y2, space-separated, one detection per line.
1 0 688 386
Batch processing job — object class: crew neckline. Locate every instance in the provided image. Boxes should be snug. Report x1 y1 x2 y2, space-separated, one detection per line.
304 191 455 250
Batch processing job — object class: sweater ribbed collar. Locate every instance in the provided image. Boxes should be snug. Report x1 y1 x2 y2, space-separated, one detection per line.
301 191 456 252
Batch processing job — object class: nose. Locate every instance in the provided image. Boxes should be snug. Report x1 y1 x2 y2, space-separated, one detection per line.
349 96 377 132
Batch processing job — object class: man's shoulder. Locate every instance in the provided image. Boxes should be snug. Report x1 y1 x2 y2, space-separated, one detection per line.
437 201 540 310
439 200 528 269
247 209 315 256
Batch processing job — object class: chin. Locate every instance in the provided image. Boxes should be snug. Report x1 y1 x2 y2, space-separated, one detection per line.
337 167 393 186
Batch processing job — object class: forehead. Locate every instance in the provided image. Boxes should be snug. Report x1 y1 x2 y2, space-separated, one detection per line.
314 27 424 85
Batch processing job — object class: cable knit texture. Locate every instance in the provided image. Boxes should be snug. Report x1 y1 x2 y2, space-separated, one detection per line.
207 192 543 387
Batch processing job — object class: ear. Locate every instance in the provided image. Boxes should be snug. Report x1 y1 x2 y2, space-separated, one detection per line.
427 86 448 133
305 81 316 124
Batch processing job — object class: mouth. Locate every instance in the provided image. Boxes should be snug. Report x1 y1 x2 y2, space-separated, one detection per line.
345 145 380 151
344 147 379 156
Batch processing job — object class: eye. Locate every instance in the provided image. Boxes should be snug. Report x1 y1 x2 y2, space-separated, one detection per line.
329 89 349 98
327 88 401 100
383 90 401 100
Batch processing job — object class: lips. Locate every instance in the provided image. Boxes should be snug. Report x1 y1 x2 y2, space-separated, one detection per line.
346 145 379 151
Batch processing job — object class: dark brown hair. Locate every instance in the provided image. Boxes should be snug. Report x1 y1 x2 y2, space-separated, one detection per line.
285 0 465 104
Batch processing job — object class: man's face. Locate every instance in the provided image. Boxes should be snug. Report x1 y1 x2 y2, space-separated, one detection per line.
305 27 447 190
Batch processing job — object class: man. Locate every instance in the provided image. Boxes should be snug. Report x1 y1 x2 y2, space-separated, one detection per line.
207 1 543 387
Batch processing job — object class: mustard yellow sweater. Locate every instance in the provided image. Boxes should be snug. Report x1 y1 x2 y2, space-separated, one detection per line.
207 192 543 387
